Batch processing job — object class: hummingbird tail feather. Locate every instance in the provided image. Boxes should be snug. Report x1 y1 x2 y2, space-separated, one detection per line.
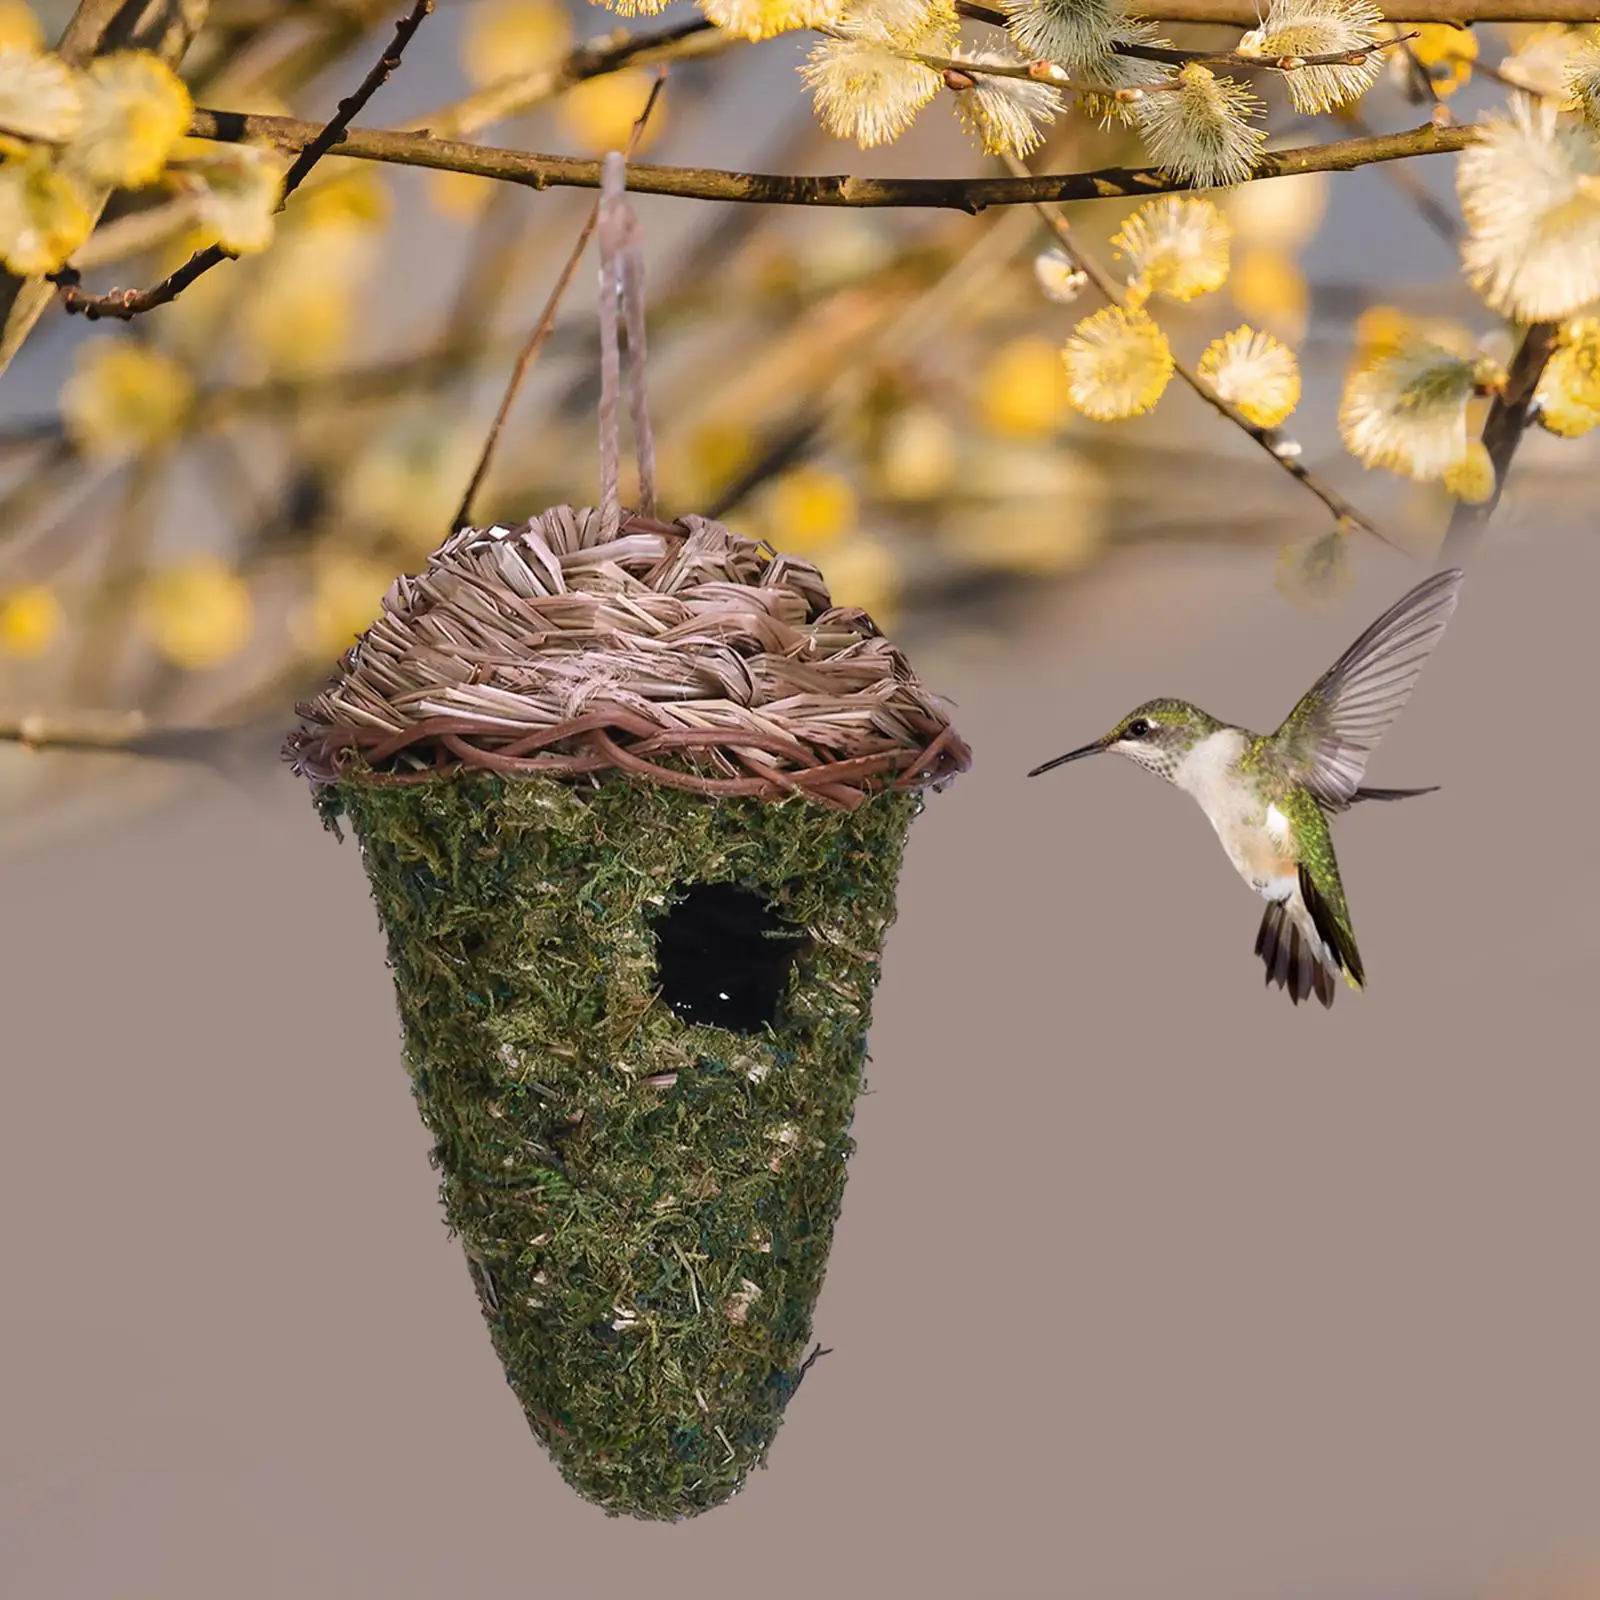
1349 784 1440 804
1255 897 1338 1008
1297 862 1365 992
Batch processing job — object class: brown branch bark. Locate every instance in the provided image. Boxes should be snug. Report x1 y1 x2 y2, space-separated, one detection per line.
185 111 1476 210
1437 323 1559 566
54 0 435 322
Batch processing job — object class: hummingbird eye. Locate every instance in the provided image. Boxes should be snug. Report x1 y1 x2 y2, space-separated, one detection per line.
1123 718 1151 740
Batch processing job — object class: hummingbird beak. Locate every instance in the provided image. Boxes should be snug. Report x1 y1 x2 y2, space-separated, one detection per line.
1026 737 1108 777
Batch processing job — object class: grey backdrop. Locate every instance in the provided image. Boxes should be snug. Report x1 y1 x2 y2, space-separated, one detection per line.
3 525 1597 1599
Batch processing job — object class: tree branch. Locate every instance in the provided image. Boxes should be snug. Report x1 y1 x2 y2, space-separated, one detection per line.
183 110 1476 210
1437 323 1558 566
54 0 435 323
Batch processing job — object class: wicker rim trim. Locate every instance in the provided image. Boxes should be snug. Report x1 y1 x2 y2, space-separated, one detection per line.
285 506 970 809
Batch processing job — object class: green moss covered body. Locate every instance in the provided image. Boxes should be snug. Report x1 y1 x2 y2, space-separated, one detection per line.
326 774 920 1519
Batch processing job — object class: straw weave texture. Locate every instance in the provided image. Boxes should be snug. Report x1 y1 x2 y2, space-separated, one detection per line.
286 506 969 807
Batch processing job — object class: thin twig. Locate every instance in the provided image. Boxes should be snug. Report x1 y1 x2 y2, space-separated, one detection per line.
1001 152 1397 550
53 0 436 323
1437 322 1558 565
0 712 150 751
184 109 1479 210
421 16 720 139
910 49 1172 97
1394 32 1450 114
452 72 667 532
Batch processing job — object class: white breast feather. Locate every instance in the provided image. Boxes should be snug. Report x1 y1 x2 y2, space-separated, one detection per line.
1174 729 1286 899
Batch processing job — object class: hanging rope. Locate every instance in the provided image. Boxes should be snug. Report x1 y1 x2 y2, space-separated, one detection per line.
597 151 657 542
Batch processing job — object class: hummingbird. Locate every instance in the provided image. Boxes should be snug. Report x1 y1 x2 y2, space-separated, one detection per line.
1027 567 1464 1008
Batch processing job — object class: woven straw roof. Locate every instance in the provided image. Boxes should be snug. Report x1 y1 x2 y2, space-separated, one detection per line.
285 505 970 808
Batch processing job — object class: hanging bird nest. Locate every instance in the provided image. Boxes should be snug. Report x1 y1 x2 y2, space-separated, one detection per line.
284 155 969 1522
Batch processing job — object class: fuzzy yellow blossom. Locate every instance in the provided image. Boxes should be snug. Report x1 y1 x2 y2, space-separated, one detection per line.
557 69 663 152
1134 63 1265 188
851 0 957 36
683 419 755 499
1500 25 1587 100
701 0 848 39
1066 22 1174 130
976 335 1074 437
945 498 1104 575
1400 23 1476 96
950 510 1091 576
0 45 81 141
874 405 956 499
1197 325 1301 427
0 2 44 53
1339 329 1500 481
294 551 396 659
1235 0 1383 113
0 149 91 274
61 339 194 461
141 557 254 670
1534 383 1600 438
1033 248 1087 303
816 535 897 622
1230 246 1309 339
296 165 390 231
1225 172 1327 251
949 49 1063 157
1352 302 1413 359
1569 39 1600 131
187 145 288 254
1005 0 1127 75
1275 528 1352 610
802 21 948 147
1112 195 1230 305
1534 320 1600 435
461 0 573 86
763 464 858 551
0 585 62 658
1456 98 1600 322
955 445 1106 569
1442 440 1495 504
1554 316 1600 408
425 168 496 220
337 421 482 557
243 229 372 377
65 53 191 188
1060 305 1174 421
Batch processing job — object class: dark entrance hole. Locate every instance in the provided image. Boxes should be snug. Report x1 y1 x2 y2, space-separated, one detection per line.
652 883 809 1033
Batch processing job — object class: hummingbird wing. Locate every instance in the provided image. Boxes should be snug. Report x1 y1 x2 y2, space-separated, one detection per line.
1272 567 1464 809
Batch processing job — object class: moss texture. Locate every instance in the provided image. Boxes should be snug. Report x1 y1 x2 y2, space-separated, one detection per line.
324 772 921 1519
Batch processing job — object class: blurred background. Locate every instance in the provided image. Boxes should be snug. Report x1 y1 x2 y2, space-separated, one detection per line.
3 1 1600 1596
